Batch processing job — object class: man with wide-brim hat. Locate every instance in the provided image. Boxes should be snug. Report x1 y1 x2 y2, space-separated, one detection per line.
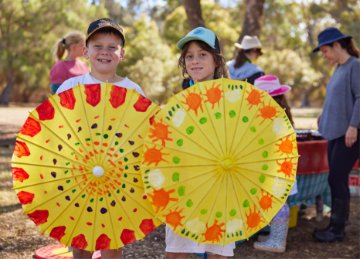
227 35 264 84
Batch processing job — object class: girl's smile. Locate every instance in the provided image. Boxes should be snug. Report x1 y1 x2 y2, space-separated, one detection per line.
185 42 217 83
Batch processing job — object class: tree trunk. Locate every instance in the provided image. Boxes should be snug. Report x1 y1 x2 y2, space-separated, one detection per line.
0 84 12 106
238 0 265 42
0 72 14 106
183 0 205 29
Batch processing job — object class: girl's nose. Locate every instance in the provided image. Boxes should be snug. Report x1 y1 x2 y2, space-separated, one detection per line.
191 57 199 64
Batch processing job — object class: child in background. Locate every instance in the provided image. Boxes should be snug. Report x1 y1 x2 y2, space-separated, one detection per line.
252 74 296 253
165 27 235 259
50 31 89 94
57 17 144 259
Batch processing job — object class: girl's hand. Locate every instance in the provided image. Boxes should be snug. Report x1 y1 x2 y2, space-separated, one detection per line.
345 126 358 147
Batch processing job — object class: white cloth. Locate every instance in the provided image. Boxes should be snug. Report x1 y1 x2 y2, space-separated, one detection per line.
227 60 263 80
165 226 235 257
290 180 298 196
56 72 145 96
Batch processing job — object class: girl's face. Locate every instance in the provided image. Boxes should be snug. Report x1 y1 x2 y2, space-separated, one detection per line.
184 42 216 83
70 41 85 58
319 43 341 65
84 33 124 76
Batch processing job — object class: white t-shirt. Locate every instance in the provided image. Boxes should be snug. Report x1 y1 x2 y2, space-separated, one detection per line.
56 72 145 96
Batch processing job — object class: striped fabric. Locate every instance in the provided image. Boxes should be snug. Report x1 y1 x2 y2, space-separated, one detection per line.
288 173 331 207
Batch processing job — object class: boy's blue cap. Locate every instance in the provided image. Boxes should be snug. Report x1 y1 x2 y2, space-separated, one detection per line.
86 18 125 46
313 27 351 52
177 27 220 53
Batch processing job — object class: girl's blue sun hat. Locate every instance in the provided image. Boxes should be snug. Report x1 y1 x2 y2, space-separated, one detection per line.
313 27 351 52
177 27 220 53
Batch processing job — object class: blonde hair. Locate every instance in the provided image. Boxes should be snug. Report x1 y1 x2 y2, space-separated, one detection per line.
53 31 85 61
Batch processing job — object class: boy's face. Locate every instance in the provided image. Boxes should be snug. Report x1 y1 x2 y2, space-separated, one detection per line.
84 33 124 76
184 41 216 83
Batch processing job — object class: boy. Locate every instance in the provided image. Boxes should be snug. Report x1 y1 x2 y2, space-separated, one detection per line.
57 17 144 96
56 17 143 259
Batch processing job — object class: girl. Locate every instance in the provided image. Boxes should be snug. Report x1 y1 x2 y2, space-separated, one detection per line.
227 35 264 84
50 31 89 94
165 26 235 259
312 27 360 242
253 74 295 253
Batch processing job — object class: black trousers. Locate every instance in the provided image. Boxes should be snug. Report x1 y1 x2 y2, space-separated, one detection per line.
327 135 359 202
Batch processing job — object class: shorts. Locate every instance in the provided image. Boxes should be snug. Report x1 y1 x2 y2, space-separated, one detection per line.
165 226 235 257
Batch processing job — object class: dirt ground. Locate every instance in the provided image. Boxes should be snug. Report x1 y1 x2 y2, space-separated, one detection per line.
0 107 359 258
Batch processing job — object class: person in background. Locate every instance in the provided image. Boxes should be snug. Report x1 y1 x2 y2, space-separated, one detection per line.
166 26 235 258
50 31 89 94
252 74 296 253
227 35 264 84
57 18 144 259
312 27 360 242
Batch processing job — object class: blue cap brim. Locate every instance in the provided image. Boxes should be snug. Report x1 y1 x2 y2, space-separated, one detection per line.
177 35 213 50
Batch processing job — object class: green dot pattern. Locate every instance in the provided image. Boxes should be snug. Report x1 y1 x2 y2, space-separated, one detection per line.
199 117 207 124
172 172 180 182
186 126 195 135
176 139 183 146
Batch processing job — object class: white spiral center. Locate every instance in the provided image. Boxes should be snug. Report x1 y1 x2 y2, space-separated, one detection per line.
92 166 104 177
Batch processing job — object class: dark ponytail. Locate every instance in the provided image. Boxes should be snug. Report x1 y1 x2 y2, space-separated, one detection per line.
338 38 360 58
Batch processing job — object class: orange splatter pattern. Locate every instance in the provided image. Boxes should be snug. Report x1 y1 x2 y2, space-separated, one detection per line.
258 191 273 211
148 119 173 146
246 89 263 109
277 159 296 177
165 208 184 230
148 188 178 213
205 83 222 108
203 219 225 242
246 205 261 230
258 101 278 124
143 146 167 166
182 91 203 115
276 136 296 156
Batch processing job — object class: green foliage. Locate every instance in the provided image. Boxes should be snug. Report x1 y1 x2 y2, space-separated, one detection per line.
163 1 238 60
257 49 322 106
0 0 359 106
0 0 108 102
118 16 177 104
